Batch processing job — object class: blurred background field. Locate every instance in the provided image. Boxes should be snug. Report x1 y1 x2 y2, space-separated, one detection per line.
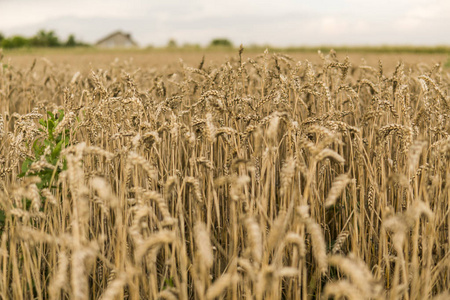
3 47 449 72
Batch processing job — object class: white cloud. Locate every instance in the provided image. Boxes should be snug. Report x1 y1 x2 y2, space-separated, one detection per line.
0 0 140 29
320 17 349 35
394 1 450 31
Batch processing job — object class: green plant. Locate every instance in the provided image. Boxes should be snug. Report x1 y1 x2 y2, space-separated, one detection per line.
19 109 72 191
0 110 72 231
163 277 175 289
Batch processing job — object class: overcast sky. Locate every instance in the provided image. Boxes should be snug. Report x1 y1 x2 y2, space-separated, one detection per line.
0 0 449 47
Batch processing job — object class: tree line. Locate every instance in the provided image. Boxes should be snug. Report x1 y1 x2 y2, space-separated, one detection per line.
0 30 87 49
0 30 241 50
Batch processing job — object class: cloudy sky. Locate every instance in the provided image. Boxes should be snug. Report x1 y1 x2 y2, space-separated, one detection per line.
0 0 449 47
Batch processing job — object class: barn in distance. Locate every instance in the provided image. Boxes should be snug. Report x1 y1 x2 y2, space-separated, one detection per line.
95 31 138 48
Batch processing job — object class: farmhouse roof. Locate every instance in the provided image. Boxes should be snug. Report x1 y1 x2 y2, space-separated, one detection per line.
95 31 138 46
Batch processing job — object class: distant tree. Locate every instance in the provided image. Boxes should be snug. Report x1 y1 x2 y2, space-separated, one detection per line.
1 36 30 48
0 33 4 43
65 34 77 47
167 39 177 48
31 30 60 47
0 39 10 49
210 38 233 47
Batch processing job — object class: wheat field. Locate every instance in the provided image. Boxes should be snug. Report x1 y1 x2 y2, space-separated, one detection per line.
0 48 449 299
